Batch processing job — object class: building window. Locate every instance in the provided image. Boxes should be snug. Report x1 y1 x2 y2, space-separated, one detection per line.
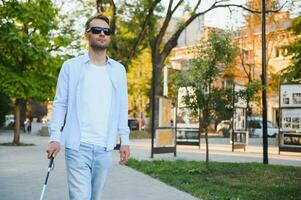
275 47 281 58
223 79 234 90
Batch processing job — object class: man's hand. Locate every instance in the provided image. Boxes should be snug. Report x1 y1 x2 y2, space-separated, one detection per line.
46 141 61 158
119 145 130 165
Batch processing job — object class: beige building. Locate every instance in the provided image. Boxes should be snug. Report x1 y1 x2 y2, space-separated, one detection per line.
234 11 295 124
169 11 296 125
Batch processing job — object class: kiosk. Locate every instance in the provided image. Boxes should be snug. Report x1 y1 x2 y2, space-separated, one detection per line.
279 84 301 153
151 96 177 156
231 84 249 152
175 87 200 147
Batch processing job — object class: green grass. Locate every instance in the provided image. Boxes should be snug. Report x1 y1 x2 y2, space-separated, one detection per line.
127 159 301 200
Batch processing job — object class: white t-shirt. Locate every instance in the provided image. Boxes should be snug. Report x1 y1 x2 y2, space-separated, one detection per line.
79 63 113 147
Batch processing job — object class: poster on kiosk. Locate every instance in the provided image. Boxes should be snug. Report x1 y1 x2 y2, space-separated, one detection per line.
279 84 301 152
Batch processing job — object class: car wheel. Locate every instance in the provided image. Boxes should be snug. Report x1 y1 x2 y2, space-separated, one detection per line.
268 134 276 138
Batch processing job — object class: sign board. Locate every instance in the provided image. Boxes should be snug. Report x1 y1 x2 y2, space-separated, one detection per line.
282 133 301 146
279 83 301 153
155 129 175 147
280 84 301 107
151 96 176 157
233 84 247 131
234 84 247 108
177 87 195 108
231 84 248 152
159 97 172 127
281 109 301 131
176 107 198 128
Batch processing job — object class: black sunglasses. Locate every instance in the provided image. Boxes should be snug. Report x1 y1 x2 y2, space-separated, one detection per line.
87 26 111 36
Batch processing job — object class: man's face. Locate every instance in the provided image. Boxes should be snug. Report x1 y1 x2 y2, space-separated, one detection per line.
86 19 111 51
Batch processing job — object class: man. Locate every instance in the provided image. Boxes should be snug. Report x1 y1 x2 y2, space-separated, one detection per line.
46 14 130 200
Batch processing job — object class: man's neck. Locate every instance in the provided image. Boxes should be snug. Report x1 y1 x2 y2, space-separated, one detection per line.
88 49 107 66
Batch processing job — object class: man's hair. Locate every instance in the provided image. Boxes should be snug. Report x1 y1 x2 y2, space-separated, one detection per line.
85 14 110 32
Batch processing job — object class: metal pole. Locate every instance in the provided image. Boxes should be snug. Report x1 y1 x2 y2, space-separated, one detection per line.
150 64 157 158
163 65 168 97
174 87 178 157
262 0 269 164
232 83 235 152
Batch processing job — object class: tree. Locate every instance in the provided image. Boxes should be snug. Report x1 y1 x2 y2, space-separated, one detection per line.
236 0 288 120
0 0 75 144
175 31 237 165
281 15 301 82
94 0 287 135
239 0 283 83
127 49 152 130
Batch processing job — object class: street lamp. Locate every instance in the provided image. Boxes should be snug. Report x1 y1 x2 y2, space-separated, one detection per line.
262 0 269 164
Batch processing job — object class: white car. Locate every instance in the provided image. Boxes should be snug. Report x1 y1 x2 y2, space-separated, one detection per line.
216 120 231 136
248 117 278 137
4 114 15 128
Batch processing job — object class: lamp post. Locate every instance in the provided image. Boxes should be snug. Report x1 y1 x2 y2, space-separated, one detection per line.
150 64 157 158
261 0 269 164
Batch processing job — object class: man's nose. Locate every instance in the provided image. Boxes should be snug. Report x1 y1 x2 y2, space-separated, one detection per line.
99 30 105 36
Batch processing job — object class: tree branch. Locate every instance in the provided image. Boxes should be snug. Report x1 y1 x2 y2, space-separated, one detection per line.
160 1 287 61
96 0 101 13
192 0 202 14
48 45 61 52
171 0 184 15
109 0 117 35
126 0 161 62
240 53 251 80
153 0 177 51
218 1 288 14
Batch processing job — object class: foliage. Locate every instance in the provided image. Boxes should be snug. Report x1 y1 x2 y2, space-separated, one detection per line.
127 159 301 200
127 49 152 117
0 0 75 102
281 15 301 82
238 80 262 105
0 0 78 143
174 31 237 164
175 31 237 127
97 0 161 66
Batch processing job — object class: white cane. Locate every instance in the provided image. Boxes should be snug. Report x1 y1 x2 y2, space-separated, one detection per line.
40 157 54 200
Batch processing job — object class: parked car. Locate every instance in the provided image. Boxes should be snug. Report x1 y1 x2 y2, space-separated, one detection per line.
248 117 278 137
216 120 231 137
128 118 145 131
4 114 15 128
216 117 278 138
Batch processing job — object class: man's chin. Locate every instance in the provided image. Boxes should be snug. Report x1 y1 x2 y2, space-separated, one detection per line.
91 45 108 51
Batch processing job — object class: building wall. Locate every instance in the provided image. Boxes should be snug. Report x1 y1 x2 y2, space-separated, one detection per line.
169 12 297 124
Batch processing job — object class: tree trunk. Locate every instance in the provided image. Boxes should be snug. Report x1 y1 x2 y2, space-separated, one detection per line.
13 99 22 145
20 100 26 132
205 127 209 166
199 112 202 143
149 61 164 130
153 63 164 97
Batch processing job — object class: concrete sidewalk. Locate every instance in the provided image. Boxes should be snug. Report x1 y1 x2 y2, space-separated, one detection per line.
0 131 198 200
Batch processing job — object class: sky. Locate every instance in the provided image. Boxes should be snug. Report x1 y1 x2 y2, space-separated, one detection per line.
162 0 301 30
